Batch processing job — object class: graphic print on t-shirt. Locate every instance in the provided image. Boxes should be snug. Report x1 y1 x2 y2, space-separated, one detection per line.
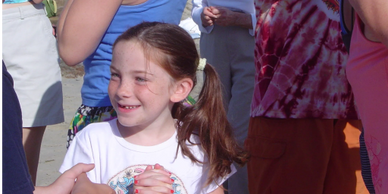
108 164 188 194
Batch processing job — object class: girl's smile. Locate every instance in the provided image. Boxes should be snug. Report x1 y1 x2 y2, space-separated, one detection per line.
117 104 140 110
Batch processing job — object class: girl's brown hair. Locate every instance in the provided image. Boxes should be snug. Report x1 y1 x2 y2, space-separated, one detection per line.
113 22 248 186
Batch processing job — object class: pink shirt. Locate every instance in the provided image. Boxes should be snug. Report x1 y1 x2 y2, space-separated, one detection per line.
251 0 358 119
346 16 388 193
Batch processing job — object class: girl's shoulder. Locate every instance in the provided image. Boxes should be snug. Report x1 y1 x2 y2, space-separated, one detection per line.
75 119 118 139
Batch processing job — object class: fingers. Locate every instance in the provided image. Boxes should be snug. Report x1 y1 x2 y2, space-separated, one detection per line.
153 163 165 170
134 174 174 186
135 170 172 183
203 7 217 17
203 17 214 26
134 186 174 194
141 164 171 176
145 165 153 170
209 6 231 18
133 164 174 194
201 6 217 27
209 6 220 15
63 163 95 179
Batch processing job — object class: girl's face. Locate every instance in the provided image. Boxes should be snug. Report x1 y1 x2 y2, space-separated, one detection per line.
109 41 176 131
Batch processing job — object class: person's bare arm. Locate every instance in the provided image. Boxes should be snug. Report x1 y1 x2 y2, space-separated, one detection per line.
71 173 115 194
208 187 224 194
57 0 121 66
34 164 114 194
348 0 388 47
210 6 252 29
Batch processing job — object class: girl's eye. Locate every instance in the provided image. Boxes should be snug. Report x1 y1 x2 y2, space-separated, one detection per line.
135 77 146 82
110 73 120 79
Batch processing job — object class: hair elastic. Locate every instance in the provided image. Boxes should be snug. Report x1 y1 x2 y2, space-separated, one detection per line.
197 58 206 71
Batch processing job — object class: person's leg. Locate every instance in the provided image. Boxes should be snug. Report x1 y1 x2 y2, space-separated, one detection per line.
245 117 334 194
323 119 369 194
224 26 255 194
22 126 46 185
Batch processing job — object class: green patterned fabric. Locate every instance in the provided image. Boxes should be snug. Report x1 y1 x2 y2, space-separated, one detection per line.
42 0 57 18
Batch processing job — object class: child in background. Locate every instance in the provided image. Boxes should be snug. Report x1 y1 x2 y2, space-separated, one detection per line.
60 22 248 194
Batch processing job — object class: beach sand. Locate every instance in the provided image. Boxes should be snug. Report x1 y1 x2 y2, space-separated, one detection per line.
36 0 198 186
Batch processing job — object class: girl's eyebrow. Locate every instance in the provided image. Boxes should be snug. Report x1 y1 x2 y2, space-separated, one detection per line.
132 70 155 76
110 65 155 76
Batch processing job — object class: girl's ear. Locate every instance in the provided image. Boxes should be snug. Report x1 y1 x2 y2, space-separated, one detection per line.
170 78 193 103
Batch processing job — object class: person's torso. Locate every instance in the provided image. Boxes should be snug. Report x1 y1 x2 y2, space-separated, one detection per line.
81 0 187 107
346 15 388 133
251 0 358 119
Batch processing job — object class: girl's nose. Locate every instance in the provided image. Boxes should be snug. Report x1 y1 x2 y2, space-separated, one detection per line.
117 82 133 98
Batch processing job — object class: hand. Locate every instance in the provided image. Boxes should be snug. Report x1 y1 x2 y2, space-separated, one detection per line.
210 6 237 27
34 163 98 194
133 164 174 194
201 6 217 27
52 25 57 38
71 173 115 194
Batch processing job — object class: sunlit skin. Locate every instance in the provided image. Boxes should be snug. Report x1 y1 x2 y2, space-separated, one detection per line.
108 41 184 146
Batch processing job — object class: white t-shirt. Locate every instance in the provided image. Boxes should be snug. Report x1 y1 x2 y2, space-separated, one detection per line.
60 119 235 194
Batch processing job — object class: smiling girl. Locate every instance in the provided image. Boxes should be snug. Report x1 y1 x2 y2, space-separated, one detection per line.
60 22 248 194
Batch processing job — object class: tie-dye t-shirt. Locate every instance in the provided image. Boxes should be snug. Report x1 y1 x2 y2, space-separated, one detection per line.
251 0 358 119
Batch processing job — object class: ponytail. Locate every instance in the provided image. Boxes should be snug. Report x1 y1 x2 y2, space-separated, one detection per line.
174 63 249 187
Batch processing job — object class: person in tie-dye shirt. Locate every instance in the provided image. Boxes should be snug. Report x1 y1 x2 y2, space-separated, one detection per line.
244 0 369 193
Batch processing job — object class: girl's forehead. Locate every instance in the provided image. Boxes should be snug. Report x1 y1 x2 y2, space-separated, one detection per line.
114 41 160 61
112 40 175 78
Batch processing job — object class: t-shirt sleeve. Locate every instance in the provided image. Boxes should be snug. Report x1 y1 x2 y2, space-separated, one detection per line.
202 164 237 193
59 130 96 182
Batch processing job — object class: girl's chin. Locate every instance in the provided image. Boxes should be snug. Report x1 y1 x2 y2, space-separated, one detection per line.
116 118 141 128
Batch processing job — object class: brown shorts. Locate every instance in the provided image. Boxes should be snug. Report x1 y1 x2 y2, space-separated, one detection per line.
245 117 369 194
